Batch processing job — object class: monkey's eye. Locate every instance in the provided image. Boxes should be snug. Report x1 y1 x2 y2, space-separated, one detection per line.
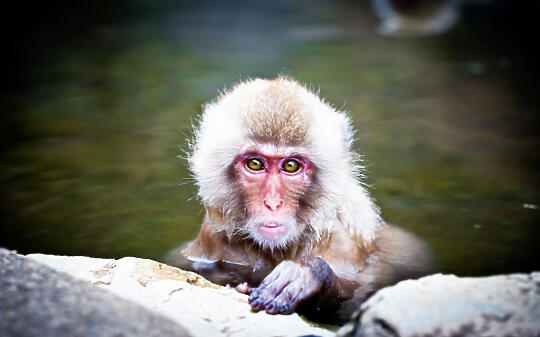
246 158 264 171
282 159 301 173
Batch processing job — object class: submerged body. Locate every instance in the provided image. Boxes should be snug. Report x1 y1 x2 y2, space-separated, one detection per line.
166 77 432 323
167 221 430 322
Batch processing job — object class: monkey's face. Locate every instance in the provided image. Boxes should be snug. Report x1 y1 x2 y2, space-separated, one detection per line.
232 146 315 250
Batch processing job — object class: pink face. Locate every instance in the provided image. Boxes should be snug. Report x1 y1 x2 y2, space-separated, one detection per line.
233 150 314 248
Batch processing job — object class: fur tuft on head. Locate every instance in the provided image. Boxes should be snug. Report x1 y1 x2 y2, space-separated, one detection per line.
189 76 382 247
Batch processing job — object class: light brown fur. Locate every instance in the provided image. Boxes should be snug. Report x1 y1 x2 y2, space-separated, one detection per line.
242 78 310 143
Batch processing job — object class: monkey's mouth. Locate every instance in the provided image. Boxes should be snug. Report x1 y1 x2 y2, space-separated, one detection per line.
257 222 289 240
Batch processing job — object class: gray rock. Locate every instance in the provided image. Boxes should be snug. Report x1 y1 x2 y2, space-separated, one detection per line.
337 273 540 337
24 251 333 337
0 248 191 337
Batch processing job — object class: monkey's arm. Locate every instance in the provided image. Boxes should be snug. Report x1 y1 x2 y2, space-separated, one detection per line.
243 224 432 322
333 224 434 319
245 256 357 319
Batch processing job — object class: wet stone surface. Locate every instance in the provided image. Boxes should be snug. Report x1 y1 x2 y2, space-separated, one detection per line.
1 248 333 337
0 248 191 337
337 273 540 337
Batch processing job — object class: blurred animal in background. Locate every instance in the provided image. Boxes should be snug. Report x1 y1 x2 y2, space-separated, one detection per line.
371 0 461 36
166 77 432 323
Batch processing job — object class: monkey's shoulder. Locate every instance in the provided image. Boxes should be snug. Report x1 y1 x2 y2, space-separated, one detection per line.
308 226 371 276
373 223 434 277
376 224 431 258
312 223 432 280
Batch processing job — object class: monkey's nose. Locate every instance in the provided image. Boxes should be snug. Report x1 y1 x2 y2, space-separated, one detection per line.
264 199 283 211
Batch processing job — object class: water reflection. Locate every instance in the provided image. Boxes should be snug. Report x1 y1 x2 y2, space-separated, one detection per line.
1 1 539 277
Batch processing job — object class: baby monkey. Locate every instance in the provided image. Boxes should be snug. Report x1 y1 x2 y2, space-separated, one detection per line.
166 77 431 323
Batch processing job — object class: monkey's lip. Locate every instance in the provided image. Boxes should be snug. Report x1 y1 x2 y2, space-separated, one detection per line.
261 222 282 229
257 222 288 238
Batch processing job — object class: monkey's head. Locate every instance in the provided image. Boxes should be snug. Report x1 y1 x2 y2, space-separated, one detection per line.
189 77 381 251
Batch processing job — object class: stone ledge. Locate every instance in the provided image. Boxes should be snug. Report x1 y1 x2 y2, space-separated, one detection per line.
338 272 540 337
3 247 539 337
2 249 333 337
0 248 191 337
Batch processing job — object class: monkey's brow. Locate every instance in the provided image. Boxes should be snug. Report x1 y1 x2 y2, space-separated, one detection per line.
240 149 310 160
242 141 311 158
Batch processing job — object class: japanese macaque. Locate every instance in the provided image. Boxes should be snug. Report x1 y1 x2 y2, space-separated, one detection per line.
166 76 432 323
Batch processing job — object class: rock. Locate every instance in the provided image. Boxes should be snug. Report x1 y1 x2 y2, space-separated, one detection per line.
337 273 540 337
0 248 191 337
5 248 539 337
24 251 334 337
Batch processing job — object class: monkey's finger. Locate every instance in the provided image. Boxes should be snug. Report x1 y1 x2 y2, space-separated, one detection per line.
256 266 282 290
249 297 266 312
248 272 281 302
257 268 292 297
250 272 293 310
264 290 295 315
251 261 298 301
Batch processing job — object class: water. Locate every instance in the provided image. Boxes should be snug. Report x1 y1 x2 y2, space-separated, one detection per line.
2 1 539 277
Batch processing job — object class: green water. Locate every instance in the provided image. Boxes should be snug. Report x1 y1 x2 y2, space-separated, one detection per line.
2 1 539 276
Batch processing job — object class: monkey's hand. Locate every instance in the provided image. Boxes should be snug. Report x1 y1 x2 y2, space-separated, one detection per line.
245 257 336 315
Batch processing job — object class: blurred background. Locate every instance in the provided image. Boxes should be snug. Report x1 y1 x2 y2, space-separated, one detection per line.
1 0 539 277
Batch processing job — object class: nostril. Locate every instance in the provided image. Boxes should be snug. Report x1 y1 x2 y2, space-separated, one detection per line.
264 199 283 211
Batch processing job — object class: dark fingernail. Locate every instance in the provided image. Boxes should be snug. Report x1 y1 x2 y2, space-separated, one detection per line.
252 299 262 309
279 304 289 313
266 302 275 312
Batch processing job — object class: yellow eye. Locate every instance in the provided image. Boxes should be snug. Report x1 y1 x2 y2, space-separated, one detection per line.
282 159 300 173
246 158 264 171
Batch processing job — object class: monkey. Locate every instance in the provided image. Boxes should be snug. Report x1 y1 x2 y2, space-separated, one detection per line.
165 76 432 323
